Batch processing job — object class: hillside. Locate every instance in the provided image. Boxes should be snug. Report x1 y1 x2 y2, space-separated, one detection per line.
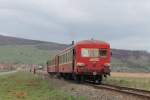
0 45 58 64
0 35 149 72
111 49 150 72
0 35 67 64
0 35 68 50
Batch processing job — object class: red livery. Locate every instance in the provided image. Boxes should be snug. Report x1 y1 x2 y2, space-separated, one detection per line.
47 40 111 83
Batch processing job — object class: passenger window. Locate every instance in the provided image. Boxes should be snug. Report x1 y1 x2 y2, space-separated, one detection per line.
99 49 107 57
81 48 90 57
81 48 99 57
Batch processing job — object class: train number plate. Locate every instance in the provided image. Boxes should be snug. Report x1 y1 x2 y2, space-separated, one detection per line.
90 58 99 61
93 72 97 75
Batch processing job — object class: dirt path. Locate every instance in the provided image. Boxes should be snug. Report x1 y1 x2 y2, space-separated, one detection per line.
0 70 17 76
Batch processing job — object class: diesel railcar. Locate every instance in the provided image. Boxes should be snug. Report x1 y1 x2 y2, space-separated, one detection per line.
47 40 111 83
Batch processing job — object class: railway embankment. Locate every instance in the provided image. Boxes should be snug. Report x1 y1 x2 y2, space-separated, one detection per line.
1 70 149 100
36 70 150 100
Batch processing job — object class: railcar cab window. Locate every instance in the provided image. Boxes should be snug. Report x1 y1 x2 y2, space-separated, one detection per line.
81 48 108 57
99 49 107 57
81 48 99 57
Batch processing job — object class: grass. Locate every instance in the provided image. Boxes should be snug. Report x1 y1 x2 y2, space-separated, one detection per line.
0 72 85 100
111 57 150 72
0 45 149 72
0 45 58 65
104 75 150 91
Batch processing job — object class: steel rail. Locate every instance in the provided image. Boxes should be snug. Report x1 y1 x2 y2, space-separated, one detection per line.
86 83 150 99
102 83 150 96
35 71 150 99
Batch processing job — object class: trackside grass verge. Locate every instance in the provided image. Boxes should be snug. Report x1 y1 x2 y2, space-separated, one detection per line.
0 72 85 100
104 76 150 91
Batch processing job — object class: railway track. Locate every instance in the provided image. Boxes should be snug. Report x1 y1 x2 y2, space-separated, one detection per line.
35 71 150 99
86 83 150 99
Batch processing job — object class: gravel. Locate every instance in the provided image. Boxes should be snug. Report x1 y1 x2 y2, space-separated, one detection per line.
44 75 147 100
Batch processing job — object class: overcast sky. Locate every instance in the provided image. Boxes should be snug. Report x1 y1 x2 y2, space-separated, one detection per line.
0 0 150 51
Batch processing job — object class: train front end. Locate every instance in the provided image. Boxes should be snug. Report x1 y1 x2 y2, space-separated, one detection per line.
75 40 111 83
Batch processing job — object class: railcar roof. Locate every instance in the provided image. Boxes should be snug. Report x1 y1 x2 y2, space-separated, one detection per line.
75 40 109 46
57 40 109 56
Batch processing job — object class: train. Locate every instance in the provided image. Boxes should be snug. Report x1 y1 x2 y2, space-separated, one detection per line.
47 39 111 84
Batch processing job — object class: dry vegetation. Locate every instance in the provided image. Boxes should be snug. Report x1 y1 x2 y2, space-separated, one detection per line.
104 72 150 91
111 72 150 78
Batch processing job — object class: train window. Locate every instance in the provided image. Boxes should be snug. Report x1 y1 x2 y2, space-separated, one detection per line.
68 51 70 62
70 50 73 61
62 55 64 63
60 55 62 64
63 54 64 63
59 56 60 64
99 49 107 57
68 52 70 62
61 55 63 63
81 48 99 57
53 59 54 65
65 54 67 63
64 54 65 63
58 49 73 64
59 56 61 64
66 53 68 62
91 49 99 57
71 50 73 60
81 48 90 57
65 53 66 63
66 53 67 62
67 52 70 62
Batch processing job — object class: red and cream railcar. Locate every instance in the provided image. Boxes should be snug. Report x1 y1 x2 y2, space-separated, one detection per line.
47 56 59 75
47 40 111 83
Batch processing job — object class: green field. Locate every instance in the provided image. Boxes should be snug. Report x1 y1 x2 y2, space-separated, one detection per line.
0 45 150 72
0 72 85 100
0 45 58 65
104 76 150 91
111 57 150 72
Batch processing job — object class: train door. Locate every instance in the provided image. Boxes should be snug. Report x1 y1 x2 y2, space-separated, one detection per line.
72 48 76 72
56 56 59 73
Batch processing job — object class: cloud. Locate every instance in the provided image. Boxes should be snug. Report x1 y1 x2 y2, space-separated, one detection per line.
0 0 150 51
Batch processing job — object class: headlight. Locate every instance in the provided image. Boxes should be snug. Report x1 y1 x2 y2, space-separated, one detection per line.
104 63 110 67
77 62 85 67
